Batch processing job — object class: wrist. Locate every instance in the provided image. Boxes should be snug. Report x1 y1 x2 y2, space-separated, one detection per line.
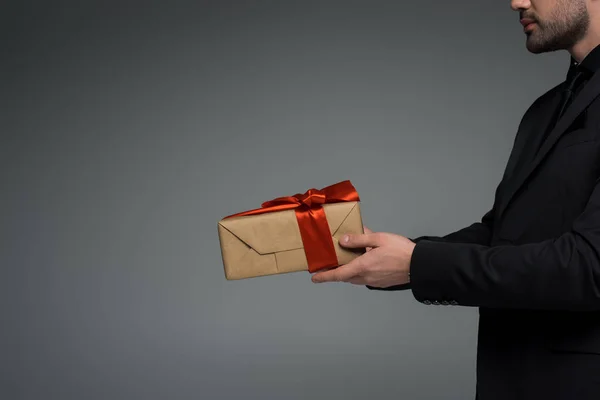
407 242 416 282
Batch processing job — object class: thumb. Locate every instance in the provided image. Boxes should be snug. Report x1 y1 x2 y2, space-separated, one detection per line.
340 231 380 249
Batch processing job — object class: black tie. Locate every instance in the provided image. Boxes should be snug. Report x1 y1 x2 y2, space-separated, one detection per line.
556 64 588 120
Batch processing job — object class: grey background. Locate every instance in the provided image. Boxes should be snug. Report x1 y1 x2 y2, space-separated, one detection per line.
2 1 568 399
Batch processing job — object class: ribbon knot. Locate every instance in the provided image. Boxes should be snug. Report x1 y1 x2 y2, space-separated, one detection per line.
296 189 326 207
223 180 360 273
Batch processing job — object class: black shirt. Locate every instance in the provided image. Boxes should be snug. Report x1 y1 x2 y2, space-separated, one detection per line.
571 43 600 79
565 43 600 102
534 44 600 155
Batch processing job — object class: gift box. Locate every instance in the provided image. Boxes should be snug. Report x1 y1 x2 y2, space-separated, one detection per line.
217 180 366 280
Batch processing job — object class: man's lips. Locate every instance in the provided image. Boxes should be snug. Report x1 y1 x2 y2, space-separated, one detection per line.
520 18 536 31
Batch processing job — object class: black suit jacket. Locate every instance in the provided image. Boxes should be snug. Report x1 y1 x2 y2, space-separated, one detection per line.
369 71 600 399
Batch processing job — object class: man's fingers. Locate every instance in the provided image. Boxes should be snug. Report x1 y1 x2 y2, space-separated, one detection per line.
311 258 363 283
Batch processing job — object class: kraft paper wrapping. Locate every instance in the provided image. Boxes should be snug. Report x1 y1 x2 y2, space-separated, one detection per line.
218 201 365 280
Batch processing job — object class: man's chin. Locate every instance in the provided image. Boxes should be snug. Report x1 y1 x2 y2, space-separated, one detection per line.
525 38 550 54
525 35 566 54
526 45 546 54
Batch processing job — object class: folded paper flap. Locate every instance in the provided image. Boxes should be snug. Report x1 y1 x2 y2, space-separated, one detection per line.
218 201 359 255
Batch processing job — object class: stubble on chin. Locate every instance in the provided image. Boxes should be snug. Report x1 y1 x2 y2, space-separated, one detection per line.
524 3 590 55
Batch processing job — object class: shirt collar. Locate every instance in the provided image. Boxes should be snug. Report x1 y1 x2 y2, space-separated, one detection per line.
569 43 600 76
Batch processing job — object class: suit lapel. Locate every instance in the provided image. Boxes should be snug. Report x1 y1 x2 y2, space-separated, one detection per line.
503 89 563 182
497 70 600 220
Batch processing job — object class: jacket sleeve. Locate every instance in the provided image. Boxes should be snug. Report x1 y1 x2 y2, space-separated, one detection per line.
366 207 495 291
410 178 600 311
412 207 495 246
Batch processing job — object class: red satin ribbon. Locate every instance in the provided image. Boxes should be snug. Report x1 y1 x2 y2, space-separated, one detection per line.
224 180 360 273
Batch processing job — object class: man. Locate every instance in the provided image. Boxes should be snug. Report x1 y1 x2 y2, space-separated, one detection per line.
311 0 600 399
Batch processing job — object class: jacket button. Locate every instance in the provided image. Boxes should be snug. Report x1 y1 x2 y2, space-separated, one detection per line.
432 300 440 305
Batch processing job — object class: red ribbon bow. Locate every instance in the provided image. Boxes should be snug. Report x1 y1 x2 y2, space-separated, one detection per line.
224 180 360 273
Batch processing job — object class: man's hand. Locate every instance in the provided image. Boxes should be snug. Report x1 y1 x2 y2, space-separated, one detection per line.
311 227 416 288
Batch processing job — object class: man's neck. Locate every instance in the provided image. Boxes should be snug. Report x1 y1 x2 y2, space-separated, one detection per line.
569 30 600 63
